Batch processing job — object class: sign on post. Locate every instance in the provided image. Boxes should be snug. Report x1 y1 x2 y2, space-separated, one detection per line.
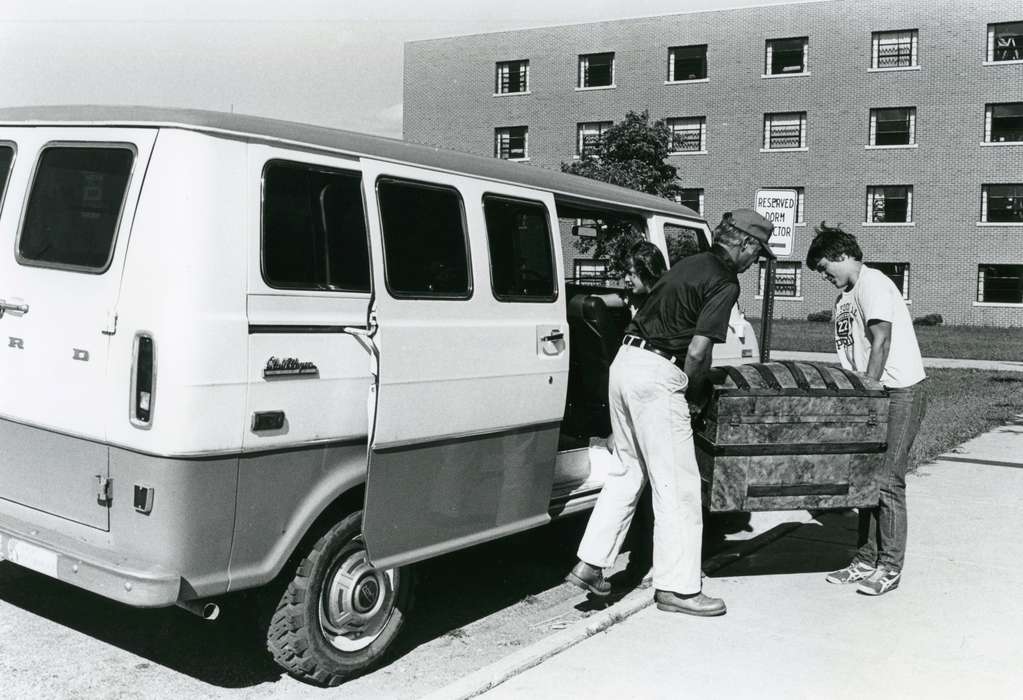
754 189 798 258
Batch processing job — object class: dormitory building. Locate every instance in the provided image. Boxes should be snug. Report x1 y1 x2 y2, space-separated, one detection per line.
402 0 1023 326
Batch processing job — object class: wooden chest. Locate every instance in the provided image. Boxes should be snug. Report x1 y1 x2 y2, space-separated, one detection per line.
694 361 889 512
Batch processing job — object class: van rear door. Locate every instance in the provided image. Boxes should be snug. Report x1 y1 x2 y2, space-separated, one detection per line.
0 127 156 531
361 163 568 569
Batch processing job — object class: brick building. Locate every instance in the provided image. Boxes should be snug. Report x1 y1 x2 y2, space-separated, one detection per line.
403 0 1023 326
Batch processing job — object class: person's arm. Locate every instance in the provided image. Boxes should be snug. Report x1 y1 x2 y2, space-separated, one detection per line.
864 319 892 381
684 335 715 416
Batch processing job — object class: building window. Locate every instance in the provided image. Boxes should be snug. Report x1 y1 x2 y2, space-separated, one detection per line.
765 37 808 75
495 60 529 94
577 121 612 157
985 103 1023 143
873 262 910 300
977 264 1023 303
579 52 614 88
678 188 704 215
758 261 802 297
871 30 918 69
668 45 707 81
667 117 706 153
988 22 1023 62
494 126 528 160
870 107 916 145
866 186 912 223
982 184 1023 223
573 259 609 285
764 112 807 150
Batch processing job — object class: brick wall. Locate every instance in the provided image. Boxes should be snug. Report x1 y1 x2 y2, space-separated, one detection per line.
404 0 1023 326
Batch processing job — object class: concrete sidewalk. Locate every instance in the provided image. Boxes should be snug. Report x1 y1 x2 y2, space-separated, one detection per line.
772 350 1023 373
438 419 1023 699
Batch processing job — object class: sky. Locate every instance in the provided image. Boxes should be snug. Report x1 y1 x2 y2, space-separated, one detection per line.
0 0 813 138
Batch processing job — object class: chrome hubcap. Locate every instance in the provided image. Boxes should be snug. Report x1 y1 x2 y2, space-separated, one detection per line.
319 538 398 653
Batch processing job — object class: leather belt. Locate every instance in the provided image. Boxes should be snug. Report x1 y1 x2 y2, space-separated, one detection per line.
622 334 683 368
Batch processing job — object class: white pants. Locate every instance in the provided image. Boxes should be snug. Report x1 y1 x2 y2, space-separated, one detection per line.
577 344 704 594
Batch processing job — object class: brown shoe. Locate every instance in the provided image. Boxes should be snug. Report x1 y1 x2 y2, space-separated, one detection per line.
565 560 612 597
654 589 726 617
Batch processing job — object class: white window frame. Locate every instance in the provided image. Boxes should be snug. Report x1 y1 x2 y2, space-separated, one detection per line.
869 107 917 147
871 30 919 70
865 185 913 224
757 261 803 299
986 22 1023 64
984 103 1023 144
763 112 807 151
494 126 529 161
677 188 704 215
667 117 707 154
494 59 530 95
667 44 708 82
576 121 612 157
764 36 809 76
980 184 1023 224
578 52 615 89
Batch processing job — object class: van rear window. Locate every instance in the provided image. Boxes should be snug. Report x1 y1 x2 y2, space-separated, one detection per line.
18 146 134 271
378 178 470 298
262 162 371 292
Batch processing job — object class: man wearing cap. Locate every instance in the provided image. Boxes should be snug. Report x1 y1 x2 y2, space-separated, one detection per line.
566 209 774 616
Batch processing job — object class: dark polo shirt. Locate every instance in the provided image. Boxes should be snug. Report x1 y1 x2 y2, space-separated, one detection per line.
625 245 740 357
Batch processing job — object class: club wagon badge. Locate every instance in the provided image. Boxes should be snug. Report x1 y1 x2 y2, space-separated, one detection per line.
263 356 319 378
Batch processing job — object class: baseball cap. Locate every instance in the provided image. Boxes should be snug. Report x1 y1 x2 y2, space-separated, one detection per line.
723 208 776 259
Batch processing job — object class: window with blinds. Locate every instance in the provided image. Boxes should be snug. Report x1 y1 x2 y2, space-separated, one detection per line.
495 60 529 94
765 37 808 74
494 126 528 160
866 186 912 223
577 121 612 157
985 103 1023 143
981 184 1023 223
871 30 918 69
578 52 614 88
764 112 807 150
758 261 802 297
667 45 708 81
987 22 1023 62
667 117 706 152
870 107 916 145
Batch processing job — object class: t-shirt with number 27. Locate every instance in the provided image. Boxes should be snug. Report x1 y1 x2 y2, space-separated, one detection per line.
832 266 925 389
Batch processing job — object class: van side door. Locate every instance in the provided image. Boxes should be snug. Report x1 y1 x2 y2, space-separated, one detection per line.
360 163 568 569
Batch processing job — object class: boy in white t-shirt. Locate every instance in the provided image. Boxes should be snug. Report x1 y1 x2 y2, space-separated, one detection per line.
806 224 927 596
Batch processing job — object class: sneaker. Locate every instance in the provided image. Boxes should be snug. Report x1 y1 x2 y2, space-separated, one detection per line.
825 560 875 585
857 566 901 596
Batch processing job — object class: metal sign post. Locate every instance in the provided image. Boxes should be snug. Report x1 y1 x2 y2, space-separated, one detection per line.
754 189 797 363
759 258 776 363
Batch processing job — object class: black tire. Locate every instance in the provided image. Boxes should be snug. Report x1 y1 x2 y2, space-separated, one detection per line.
266 511 413 687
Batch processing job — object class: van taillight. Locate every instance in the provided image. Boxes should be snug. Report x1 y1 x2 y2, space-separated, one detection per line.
130 334 156 427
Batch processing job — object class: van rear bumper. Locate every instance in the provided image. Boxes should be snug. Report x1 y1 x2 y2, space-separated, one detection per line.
0 510 181 607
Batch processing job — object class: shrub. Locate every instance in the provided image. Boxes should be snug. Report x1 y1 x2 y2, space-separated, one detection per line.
913 313 944 327
807 309 832 323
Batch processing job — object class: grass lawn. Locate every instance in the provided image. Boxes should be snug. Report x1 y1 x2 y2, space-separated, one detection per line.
909 369 1023 469
747 318 1023 362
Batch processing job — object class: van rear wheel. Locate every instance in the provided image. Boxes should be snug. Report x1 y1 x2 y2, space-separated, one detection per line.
267 511 412 687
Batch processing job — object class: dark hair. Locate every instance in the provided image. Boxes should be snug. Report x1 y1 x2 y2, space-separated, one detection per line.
629 240 667 287
805 221 863 269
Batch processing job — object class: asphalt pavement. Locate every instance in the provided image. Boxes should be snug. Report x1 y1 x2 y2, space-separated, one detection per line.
428 415 1023 700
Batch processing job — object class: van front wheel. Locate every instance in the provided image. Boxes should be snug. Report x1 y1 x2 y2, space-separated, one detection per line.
267 511 412 687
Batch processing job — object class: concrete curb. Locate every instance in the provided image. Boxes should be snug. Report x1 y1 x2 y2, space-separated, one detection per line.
423 512 816 700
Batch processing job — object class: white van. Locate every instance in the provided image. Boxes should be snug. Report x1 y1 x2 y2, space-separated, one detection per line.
0 106 756 685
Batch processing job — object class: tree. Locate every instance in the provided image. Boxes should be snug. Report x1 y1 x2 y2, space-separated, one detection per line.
562 110 684 278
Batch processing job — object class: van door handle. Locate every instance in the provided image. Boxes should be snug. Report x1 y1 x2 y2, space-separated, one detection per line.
541 330 564 343
0 299 29 318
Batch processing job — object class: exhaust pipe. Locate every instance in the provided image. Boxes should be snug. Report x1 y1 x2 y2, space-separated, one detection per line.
176 599 220 621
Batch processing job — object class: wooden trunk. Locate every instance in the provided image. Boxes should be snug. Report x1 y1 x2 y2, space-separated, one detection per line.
695 361 889 512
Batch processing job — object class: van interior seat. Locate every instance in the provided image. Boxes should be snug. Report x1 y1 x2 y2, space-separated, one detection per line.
561 288 631 443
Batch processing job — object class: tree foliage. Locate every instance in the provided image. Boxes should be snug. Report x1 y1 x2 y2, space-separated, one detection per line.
561 110 683 278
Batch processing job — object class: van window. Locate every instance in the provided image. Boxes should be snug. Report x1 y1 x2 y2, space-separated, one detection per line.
18 146 134 271
483 195 556 301
0 146 13 207
378 178 470 298
664 223 708 266
262 161 370 292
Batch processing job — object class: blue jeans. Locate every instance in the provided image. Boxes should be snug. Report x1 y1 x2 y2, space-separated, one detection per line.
854 382 927 571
